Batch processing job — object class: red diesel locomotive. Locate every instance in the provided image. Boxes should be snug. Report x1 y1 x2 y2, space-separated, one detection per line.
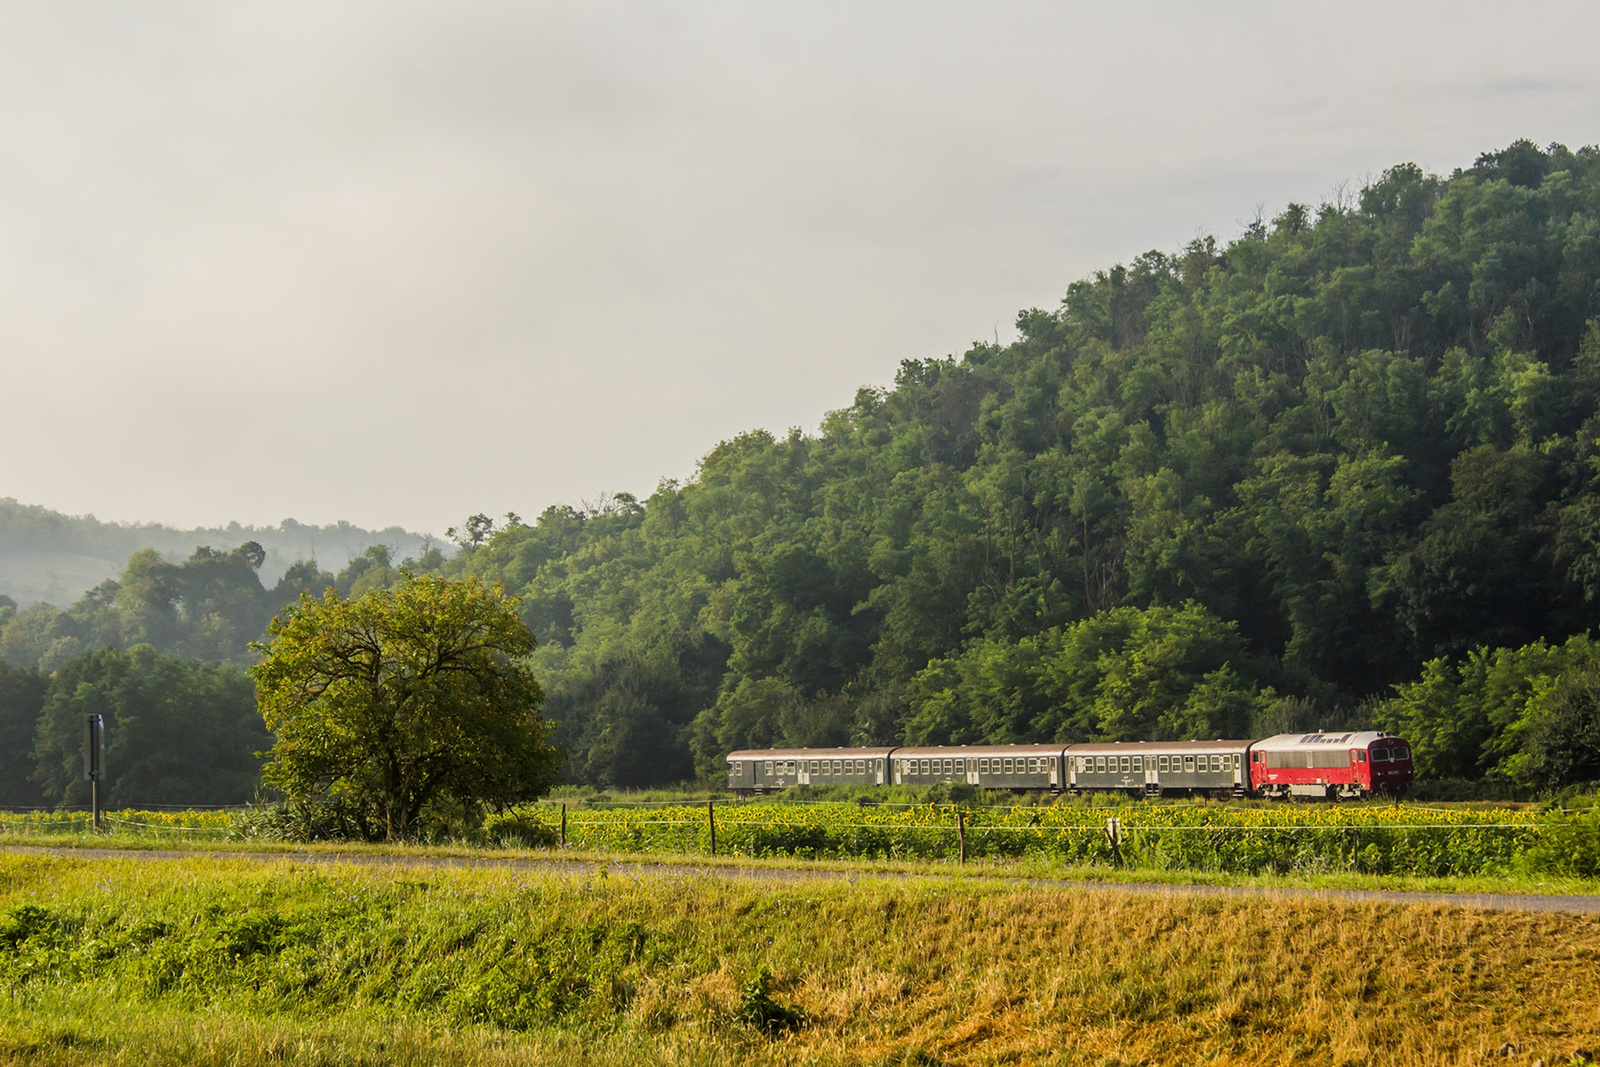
1248 731 1413 800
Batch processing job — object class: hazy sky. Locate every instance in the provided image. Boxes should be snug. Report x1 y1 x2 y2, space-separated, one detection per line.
2 2 1598 535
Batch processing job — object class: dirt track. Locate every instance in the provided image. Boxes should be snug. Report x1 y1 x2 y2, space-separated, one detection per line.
7 843 1599 915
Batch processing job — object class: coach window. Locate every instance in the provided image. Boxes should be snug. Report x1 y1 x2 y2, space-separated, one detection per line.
764 761 773 775
1090 756 1101 772
1184 756 1194 771
1132 757 1142 772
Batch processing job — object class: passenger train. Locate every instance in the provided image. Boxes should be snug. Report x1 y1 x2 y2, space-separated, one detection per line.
726 731 1413 800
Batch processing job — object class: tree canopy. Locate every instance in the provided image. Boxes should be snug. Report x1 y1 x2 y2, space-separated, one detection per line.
251 575 559 839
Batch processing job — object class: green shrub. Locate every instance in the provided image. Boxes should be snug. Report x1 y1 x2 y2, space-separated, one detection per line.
1518 809 1600 878
481 811 559 849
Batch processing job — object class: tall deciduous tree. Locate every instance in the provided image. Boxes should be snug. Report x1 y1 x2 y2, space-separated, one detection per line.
251 575 559 839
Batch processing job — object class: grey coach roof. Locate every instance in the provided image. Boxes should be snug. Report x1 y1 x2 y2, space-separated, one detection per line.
893 744 1065 758
1066 740 1250 753
728 748 897 760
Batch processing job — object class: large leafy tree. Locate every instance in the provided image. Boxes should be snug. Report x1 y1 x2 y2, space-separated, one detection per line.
251 575 559 839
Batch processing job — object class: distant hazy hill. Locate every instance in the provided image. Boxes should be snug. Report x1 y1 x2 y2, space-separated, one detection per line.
0 499 435 607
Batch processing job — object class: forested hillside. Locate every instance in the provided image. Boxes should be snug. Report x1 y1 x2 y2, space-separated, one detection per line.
439 140 1600 788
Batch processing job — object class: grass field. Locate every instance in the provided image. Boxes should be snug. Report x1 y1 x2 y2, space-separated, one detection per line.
3 852 1598 1066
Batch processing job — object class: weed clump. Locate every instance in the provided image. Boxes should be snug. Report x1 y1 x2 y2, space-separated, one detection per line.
735 965 805 1035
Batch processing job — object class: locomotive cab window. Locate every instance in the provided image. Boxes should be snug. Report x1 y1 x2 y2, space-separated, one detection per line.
1373 748 1390 761
1393 745 1410 760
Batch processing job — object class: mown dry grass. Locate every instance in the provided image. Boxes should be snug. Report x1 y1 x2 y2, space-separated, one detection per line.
1 853 1596 1066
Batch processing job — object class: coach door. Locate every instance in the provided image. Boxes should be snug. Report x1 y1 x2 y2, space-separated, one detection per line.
967 758 981 786
1232 754 1243 788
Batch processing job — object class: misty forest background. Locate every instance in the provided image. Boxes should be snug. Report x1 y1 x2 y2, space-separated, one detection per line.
6 140 1600 809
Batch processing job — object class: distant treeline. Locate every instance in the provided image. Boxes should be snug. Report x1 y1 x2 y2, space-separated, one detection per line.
0 542 443 671
7 139 1600 803
0 499 436 607
0 544 440 809
0 647 266 809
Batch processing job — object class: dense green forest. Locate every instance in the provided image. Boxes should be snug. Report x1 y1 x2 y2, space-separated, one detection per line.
5 139 1600 804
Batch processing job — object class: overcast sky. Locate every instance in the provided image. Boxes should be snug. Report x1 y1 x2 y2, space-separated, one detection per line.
2 2 1598 535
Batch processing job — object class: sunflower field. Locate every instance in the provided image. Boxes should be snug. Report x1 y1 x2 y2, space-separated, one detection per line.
550 801 1551 876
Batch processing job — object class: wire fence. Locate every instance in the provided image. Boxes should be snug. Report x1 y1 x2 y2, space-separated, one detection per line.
1 800 1590 878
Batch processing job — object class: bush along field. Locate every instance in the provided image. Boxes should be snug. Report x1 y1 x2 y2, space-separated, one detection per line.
3 853 1600 1067
6 796 1598 882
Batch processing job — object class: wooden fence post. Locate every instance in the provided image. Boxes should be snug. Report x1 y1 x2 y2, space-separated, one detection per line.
957 810 966 865
708 799 717 857
560 803 567 847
